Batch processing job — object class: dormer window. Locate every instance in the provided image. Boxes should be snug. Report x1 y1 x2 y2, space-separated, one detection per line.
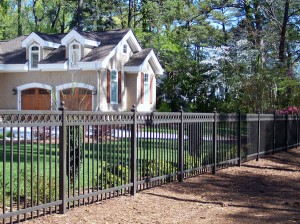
69 43 81 67
30 45 39 69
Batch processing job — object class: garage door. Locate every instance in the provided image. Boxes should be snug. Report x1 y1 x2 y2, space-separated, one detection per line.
21 88 51 110
60 88 92 111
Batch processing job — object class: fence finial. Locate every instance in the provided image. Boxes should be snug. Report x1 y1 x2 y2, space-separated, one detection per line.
180 106 183 112
257 109 260 114
131 104 136 112
213 108 217 113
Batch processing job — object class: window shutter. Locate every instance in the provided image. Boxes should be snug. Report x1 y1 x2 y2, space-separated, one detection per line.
150 74 154 104
141 72 144 104
107 69 110 103
118 71 122 103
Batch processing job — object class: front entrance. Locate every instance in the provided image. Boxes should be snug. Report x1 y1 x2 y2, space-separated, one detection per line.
21 88 51 110
60 88 92 111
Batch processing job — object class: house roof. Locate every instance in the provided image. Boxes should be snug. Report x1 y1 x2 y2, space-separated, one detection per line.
35 32 66 44
0 29 163 74
81 29 131 62
124 49 152 66
0 35 27 64
39 46 66 64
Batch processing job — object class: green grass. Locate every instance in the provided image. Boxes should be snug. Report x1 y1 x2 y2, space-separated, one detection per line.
0 136 237 206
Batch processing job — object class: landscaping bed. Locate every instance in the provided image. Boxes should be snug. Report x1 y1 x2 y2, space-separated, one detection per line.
24 148 300 224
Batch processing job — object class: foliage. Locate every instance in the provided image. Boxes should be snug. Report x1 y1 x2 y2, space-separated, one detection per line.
141 159 176 178
66 125 84 184
1 0 300 112
96 161 129 190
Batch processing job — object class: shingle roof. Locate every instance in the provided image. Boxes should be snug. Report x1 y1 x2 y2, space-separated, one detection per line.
81 29 130 62
124 49 152 66
35 32 66 44
39 46 66 64
0 29 132 64
0 35 27 64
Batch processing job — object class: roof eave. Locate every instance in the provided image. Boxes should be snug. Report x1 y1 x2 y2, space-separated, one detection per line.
21 32 61 48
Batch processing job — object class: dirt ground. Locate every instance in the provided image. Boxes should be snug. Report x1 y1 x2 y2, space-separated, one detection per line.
25 148 300 224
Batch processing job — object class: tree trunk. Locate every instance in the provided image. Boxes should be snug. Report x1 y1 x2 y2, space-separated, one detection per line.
17 0 22 35
128 0 132 28
279 0 290 62
77 0 84 31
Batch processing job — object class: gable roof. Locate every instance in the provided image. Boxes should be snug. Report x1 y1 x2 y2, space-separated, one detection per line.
81 29 131 62
124 48 164 74
124 48 152 66
35 32 66 44
0 29 163 74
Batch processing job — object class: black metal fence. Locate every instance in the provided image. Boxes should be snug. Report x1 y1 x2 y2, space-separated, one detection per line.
0 107 299 223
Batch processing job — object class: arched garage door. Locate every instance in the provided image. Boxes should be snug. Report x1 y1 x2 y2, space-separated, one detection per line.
60 88 92 111
21 88 51 110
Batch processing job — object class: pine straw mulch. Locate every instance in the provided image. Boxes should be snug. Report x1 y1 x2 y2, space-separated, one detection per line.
24 148 300 224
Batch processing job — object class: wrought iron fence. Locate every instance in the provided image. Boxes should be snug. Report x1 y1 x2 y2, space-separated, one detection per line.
0 106 299 223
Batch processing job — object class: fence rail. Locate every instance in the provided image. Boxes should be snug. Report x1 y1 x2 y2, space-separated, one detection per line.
0 106 299 223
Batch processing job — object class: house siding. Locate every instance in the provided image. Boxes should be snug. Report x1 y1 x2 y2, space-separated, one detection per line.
99 40 134 111
136 62 156 112
0 70 97 110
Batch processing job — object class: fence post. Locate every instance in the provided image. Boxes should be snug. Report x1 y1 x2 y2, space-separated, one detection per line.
178 106 184 182
286 113 288 151
273 111 276 155
130 105 137 196
237 111 241 167
212 108 217 174
59 102 67 214
256 110 260 161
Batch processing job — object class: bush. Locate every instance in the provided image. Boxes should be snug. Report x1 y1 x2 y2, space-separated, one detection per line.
141 159 177 178
96 161 129 190
66 125 84 183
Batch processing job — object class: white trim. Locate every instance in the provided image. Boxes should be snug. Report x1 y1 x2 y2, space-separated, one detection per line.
16 83 53 110
69 42 81 68
144 73 150 104
110 69 118 104
22 32 61 48
101 30 141 67
29 44 40 70
61 30 100 47
0 64 28 72
55 83 95 110
124 50 164 75
123 66 143 73
39 63 67 71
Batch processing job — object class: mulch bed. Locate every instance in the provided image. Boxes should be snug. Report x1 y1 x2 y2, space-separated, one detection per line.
24 148 300 224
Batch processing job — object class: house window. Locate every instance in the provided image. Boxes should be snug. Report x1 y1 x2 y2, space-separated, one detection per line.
110 70 118 104
144 73 150 103
30 45 39 69
123 44 127 54
70 43 81 67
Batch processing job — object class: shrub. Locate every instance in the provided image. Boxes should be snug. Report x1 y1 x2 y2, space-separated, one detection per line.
96 161 129 190
66 125 84 183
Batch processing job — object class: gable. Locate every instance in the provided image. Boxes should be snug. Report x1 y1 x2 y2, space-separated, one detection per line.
0 29 163 74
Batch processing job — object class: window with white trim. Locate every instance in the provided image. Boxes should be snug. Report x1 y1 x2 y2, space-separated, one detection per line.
123 44 127 54
30 45 39 69
144 73 150 103
69 43 81 67
110 70 118 104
